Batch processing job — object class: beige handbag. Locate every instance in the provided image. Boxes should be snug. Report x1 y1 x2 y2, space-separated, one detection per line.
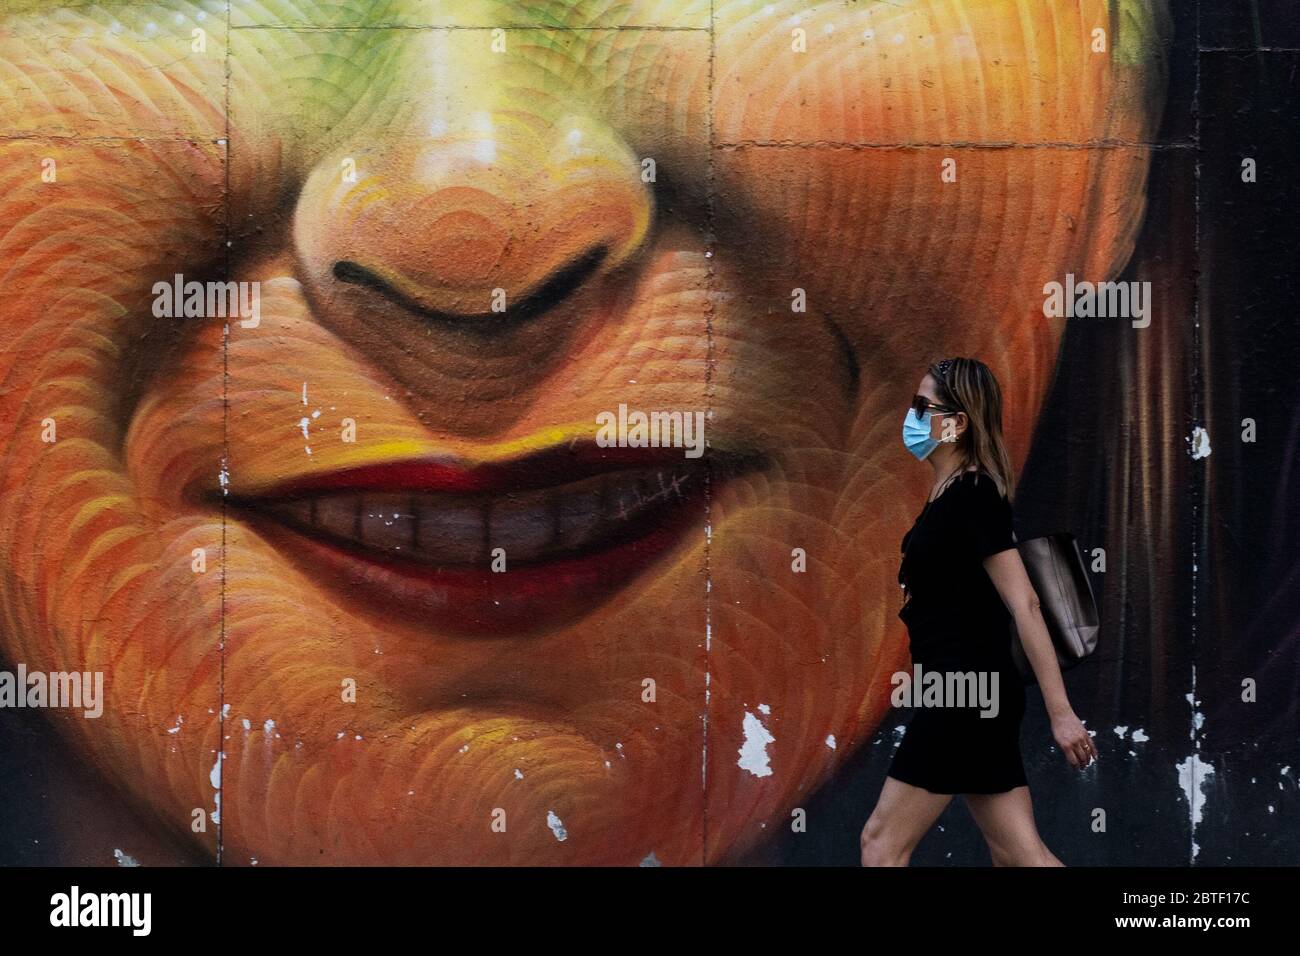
1008 532 1101 685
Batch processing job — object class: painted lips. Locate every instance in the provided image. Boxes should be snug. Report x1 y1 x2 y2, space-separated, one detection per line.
227 443 755 635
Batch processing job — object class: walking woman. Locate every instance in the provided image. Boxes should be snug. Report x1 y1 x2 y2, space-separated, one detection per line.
860 357 1096 867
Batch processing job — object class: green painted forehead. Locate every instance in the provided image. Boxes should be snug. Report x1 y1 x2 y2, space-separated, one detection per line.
0 0 705 24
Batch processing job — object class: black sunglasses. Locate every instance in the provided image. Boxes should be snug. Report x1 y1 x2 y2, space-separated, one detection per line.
911 395 960 418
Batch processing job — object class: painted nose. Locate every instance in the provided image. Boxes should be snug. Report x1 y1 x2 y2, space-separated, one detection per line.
293 110 651 337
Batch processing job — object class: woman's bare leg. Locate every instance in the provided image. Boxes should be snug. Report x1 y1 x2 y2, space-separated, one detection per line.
860 776 954 866
964 787 1063 866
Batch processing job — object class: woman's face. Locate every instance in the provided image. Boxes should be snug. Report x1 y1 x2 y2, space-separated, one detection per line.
916 373 967 445
0 1 1167 863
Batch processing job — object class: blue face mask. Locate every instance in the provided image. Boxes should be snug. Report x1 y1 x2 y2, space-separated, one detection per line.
903 408 938 461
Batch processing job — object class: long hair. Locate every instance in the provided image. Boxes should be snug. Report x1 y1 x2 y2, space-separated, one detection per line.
927 356 1016 502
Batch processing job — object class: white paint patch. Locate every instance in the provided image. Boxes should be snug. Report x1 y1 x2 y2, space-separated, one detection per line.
639 851 662 867
1132 728 1149 743
113 848 139 867
1176 754 1217 861
263 718 276 737
241 718 251 732
1113 725 1128 738
209 752 223 825
757 702 770 715
514 768 523 779
167 716 183 734
825 734 836 750
546 810 568 842
738 710 775 778
1190 426 1212 459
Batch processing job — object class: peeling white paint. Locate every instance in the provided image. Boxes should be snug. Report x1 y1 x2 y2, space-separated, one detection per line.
639 851 661 867
1189 426 1211 459
1113 725 1128 738
113 848 139 867
167 716 183 734
825 734 836 750
209 752 223 825
1176 754 1216 861
1131 728 1149 743
546 810 567 842
1186 691 1205 735
738 710 775 778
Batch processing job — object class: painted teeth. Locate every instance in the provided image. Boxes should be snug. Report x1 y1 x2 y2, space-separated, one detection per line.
257 469 695 567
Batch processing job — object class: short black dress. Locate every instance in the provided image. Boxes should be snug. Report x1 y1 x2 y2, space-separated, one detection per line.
887 469 1027 795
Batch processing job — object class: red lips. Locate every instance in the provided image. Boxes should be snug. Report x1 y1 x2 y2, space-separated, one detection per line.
228 442 757 636
255 441 708 497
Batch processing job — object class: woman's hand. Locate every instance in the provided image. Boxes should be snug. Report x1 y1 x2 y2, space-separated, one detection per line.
1051 711 1097 769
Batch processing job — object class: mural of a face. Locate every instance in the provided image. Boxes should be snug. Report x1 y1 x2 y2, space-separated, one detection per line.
0 1 1168 864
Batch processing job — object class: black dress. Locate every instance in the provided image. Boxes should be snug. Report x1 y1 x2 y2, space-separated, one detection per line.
887 469 1027 795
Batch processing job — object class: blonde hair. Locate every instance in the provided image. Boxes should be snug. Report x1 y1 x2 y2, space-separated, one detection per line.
926 357 1016 502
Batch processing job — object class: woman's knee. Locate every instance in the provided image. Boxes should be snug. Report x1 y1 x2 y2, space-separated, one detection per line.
859 818 911 867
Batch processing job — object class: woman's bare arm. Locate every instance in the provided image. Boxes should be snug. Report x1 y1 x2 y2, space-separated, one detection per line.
983 548 1096 769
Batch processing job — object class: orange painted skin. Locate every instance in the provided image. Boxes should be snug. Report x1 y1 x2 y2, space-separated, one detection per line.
0 1 1168 864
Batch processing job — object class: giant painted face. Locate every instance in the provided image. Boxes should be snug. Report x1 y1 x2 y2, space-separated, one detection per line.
0 1 1168 864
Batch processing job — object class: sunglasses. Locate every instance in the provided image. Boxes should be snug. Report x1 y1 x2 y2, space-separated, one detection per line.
911 395 960 418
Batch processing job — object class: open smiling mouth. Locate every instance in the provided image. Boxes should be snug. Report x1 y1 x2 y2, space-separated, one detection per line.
226 443 758 635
